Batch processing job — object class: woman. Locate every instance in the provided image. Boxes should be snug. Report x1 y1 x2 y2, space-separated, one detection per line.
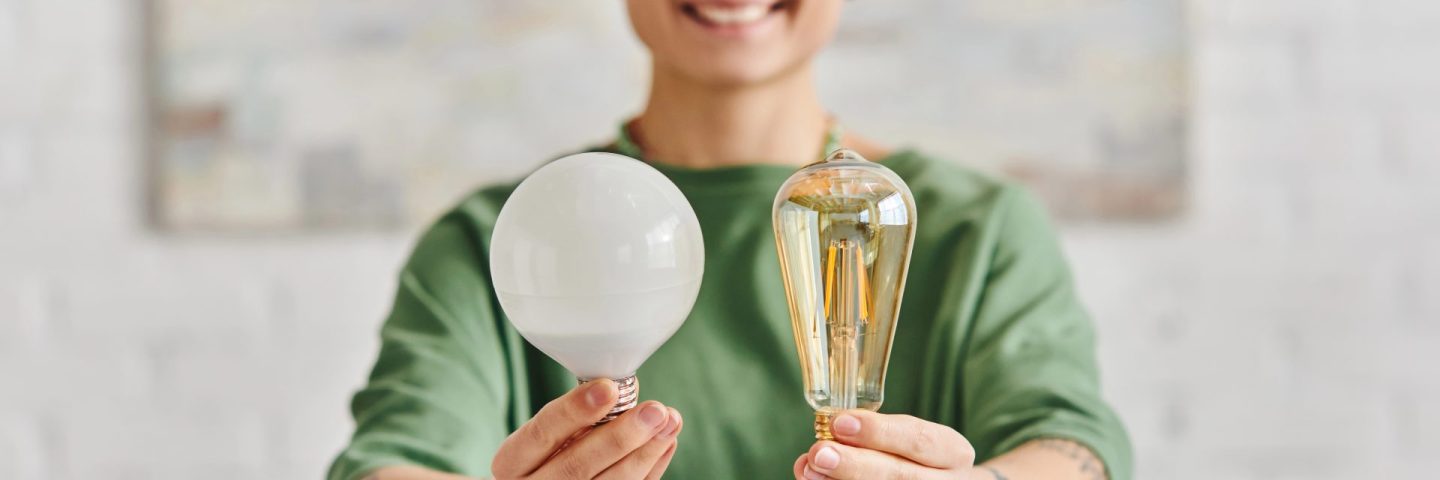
330 1 1130 479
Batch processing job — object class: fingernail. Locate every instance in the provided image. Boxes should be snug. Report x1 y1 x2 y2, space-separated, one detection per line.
659 409 681 439
803 465 826 480
639 403 667 427
833 414 860 436
585 380 612 408
814 446 840 470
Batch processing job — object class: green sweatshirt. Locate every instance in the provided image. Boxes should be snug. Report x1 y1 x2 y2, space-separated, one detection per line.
328 148 1132 480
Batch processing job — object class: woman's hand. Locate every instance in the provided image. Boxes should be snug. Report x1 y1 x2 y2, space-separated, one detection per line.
491 379 683 480
792 410 976 480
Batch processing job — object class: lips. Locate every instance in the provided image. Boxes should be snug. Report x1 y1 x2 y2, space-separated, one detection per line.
682 1 790 29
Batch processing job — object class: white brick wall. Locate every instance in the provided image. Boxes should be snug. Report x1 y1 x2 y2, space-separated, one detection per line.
1062 1 1440 478
1 0 1436 478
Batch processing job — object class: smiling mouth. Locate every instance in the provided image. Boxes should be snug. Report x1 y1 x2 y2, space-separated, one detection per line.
682 1 791 28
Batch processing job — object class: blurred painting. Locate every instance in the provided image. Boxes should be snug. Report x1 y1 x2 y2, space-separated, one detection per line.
151 0 1186 231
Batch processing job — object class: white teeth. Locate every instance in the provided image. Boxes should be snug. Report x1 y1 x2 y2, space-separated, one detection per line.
695 4 770 25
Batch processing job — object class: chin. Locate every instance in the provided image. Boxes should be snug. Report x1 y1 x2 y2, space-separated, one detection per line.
670 53 805 88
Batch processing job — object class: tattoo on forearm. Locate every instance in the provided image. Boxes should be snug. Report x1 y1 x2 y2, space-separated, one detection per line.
1033 438 1108 480
983 466 1009 480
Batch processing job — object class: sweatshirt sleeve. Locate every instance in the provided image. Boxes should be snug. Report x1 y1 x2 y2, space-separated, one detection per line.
960 186 1133 480
327 206 528 480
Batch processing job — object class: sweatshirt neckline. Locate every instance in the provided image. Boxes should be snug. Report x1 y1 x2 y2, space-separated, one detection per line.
596 145 922 193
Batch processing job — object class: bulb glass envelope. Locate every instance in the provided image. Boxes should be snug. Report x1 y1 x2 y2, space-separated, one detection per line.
773 150 917 419
490 152 704 380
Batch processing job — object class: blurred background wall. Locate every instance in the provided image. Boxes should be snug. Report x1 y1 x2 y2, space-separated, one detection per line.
1 0 1437 479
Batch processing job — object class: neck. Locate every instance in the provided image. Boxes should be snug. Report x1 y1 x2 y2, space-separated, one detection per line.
632 63 830 169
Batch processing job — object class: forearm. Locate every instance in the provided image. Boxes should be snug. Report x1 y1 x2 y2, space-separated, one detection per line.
971 438 1108 480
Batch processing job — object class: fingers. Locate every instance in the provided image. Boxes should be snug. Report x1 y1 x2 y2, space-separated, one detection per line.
598 407 683 480
491 379 618 478
536 401 671 478
794 454 822 480
642 442 678 480
829 410 975 469
799 412 976 479
804 441 950 480
641 408 682 480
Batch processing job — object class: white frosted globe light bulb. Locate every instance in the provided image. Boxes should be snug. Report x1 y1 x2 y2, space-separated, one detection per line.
490 152 704 421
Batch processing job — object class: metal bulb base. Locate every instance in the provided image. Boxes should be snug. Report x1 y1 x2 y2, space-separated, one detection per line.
814 410 835 440
582 374 638 425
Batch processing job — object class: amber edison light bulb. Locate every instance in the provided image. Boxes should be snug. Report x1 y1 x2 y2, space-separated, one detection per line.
772 149 918 440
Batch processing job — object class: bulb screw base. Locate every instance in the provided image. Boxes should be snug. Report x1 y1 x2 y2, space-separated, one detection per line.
581 374 638 425
814 410 835 440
